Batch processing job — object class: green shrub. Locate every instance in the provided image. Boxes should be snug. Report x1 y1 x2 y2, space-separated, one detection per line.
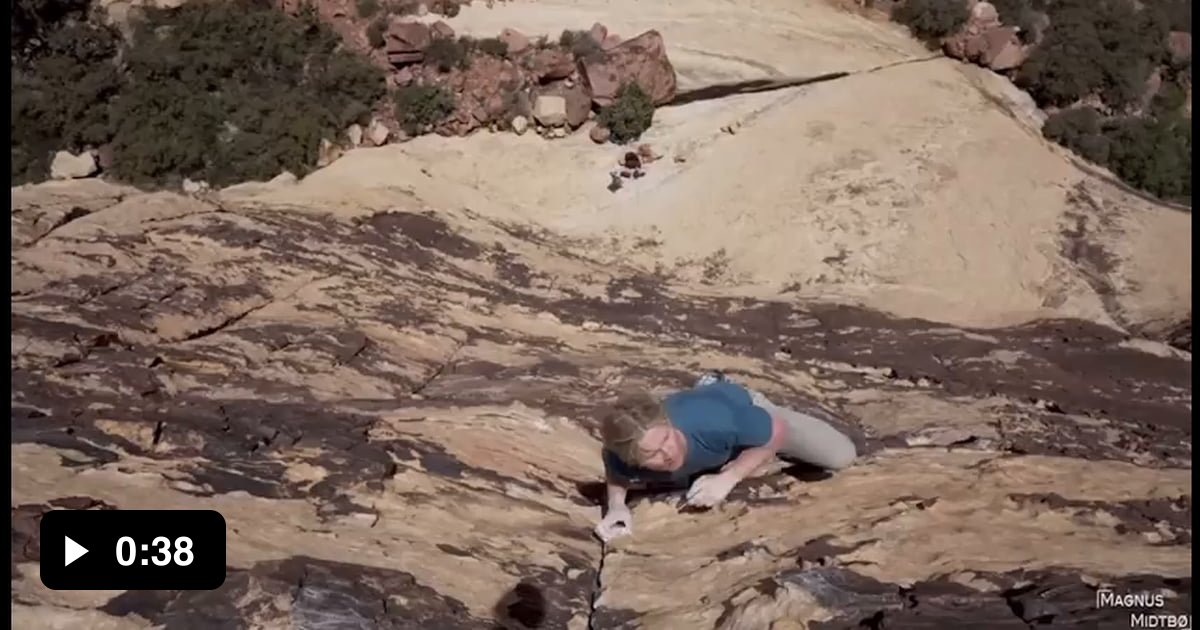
892 0 970 42
356 0 380 18
597 83 654 144
1145 0 1191 32
989 0 1044 43
1016 0 1169 110
1151 79 1188 115
367 16 388 48
1043 107 1191 203
430 0 459 17
1042 107 1112 163
110 0 385 186
1103 114 1190 202
390 0 419 15
559 28 605 61
476 37 508 58
11 0 124 184
394 84 456 134
425 37 469 72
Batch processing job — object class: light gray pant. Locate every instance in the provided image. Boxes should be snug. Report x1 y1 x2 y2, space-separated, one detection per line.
748 390 857 470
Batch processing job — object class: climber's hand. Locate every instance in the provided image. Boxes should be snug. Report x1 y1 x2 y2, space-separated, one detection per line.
685 472 738 508
594 504 633 543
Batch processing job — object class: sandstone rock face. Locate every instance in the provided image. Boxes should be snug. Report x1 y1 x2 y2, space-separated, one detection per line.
9 180 1192 628
581 30 678 107
49 150 99 180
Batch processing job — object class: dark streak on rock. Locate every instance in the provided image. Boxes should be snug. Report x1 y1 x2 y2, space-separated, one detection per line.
102 556 485 628
1008 493 1192 544
800 567 1191 630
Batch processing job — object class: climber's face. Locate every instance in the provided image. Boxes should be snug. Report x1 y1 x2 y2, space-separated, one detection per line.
637 423 686 472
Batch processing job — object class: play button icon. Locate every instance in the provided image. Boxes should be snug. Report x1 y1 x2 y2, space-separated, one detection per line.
64 536 89 567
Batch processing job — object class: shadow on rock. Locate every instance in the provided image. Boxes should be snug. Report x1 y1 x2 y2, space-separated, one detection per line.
777 460 835 483
492 580 547 629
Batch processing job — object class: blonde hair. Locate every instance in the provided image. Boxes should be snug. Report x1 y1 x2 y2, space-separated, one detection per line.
599 390 667 465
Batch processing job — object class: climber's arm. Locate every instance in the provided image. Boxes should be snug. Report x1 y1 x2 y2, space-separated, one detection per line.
604 477 629 511
720 411 788 483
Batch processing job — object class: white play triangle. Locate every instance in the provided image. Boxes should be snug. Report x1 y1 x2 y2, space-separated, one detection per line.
64 536 88 567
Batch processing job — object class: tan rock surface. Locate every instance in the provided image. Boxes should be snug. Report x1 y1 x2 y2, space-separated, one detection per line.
379 0 1189 334
9 0 1192 626
10 175 1191 627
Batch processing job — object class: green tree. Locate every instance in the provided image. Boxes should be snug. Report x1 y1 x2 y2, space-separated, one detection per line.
110 0 385 186
394 84 457 135
891 0 970 43
11 0 124 183
1017 0 1168 110
598 83 655 144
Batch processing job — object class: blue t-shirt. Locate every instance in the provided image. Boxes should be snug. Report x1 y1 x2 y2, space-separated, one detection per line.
602 382 773 485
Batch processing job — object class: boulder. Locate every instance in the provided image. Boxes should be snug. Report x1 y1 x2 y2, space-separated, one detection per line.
541 83 592 129
95 144 115 172
580 30 677 107
988 39 1029 71
944 1 1005 60
530 48 575 83
49 150 98 180
431 21 455 40
977 26 1019 66
390 67 416 87
969 1 999 26
181 178 208 194
511 115 529 135
499 28 530 56
386 20 432 65
588 22 608 44
441 54 524 136
589 125 611 144
347 124 364 147
512 91 534 119
269 171 298 186
317 138 343 168
562 84 592 128
368 119 391 146
533 95 568 127
946 25 1024 71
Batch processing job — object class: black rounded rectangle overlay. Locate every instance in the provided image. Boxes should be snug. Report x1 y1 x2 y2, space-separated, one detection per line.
39 509 226 591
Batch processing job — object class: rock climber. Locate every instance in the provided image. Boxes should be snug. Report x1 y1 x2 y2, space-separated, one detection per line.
594 372 858 543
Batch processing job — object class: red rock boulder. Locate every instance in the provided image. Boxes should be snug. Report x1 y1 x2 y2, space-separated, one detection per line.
435 55 525 135
529 48 575 83
580 30 677 107
386 20 432 65
499 28 530 56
